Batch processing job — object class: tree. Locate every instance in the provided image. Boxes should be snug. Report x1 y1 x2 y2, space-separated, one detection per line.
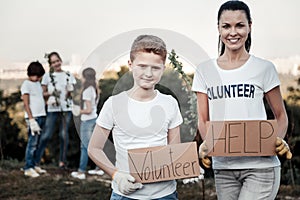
0 90 23 161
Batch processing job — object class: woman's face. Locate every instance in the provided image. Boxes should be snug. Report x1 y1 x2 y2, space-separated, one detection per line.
218 10 251 53
49 55 62 71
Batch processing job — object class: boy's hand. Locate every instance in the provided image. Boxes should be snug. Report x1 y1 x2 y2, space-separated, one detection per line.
112 171 143 195
199 140 211 168
276 137 292 160
29 119 41 136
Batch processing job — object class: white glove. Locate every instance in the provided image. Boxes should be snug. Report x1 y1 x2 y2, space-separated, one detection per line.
66 84 74 92
47 96 57 105
199 140 211 168
29 119 41 136
72 105 81 116
112 171 143 195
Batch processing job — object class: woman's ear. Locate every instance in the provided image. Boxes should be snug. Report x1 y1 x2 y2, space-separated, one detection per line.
248 22 252 33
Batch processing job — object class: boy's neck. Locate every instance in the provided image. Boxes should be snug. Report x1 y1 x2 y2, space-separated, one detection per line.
127 87 157 102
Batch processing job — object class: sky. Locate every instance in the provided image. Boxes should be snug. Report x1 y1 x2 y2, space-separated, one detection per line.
0 0 300 65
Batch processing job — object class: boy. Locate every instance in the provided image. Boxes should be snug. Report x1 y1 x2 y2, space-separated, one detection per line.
88 35 183 199
21 61 47 177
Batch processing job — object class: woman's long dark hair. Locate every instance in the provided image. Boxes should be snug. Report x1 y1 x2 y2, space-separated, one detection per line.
81 68 98 108
47 52 62 65
217 1 252 56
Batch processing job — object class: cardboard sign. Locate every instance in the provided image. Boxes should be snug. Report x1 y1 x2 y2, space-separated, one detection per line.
128 142 200 183
206 120 278 156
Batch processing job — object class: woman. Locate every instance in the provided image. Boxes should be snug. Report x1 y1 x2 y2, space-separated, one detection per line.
71 67 104 179
35 52 76 169
192 1 292 199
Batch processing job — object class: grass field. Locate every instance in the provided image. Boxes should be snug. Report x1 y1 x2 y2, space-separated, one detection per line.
0 160 299 200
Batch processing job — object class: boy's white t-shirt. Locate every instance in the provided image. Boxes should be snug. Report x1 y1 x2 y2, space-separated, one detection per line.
96 90 183 199
21 80 46 118
41 71 76 112
81 86 98 121
192 55 281 169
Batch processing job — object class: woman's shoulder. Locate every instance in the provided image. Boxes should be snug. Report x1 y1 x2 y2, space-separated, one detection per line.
250 55 275 67
195 58 216 71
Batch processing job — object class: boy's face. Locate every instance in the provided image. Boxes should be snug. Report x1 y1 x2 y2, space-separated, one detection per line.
29 75 42 82
129 52 165 90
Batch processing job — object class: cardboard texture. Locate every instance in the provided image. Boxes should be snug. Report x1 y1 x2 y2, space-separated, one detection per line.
128 142 200 183
206 120 278 156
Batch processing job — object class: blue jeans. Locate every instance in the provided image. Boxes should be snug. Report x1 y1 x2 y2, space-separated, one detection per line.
35 111 72 164
214 167 281 200
24 116 46 170
78 118 96 172
110 191 178 200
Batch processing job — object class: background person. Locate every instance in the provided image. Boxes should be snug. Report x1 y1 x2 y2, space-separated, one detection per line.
21 61 47 177
35 52 76 169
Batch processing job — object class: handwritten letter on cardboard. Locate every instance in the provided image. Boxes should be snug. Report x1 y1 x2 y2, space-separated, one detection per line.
128 142 200 183
206 120 278 156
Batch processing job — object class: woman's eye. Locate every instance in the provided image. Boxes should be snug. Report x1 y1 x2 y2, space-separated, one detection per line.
222 25 230 29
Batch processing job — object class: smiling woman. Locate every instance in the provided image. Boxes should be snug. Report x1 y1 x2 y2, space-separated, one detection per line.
192 1 291 200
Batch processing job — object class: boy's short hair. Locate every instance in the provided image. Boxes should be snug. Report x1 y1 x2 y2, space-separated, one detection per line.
27 61 45 77
130 35 167 63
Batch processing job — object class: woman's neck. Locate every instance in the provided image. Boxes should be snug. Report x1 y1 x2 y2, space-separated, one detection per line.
220 49 249 62
127 86 157 102
54 69 63 72
217 49 250 70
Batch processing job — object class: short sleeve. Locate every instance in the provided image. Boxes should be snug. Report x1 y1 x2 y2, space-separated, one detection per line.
70 74 76 84
263 62 280 92
191 67 207 94
96 97 114 130
82 87 94 101
21 81 30 95
169 98 183 129
41 73 50 86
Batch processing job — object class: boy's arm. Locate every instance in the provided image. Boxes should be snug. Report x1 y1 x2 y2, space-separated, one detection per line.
88 124 117 177
88 124 143 194
168 126 181 144
22 94 33 119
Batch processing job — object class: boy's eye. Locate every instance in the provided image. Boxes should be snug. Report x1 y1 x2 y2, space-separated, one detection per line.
152 66 161 70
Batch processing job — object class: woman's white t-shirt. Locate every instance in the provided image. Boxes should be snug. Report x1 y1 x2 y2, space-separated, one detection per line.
96 90 183 199
81 86 98 121
192 55 281 169
41 71 76 112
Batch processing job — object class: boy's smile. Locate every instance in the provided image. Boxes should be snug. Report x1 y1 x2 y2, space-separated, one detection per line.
129 52 165 90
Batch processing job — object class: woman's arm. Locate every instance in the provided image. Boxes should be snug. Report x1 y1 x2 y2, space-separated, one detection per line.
196 92 209 140
88 124 117 177
168 126 181 145
264 86 288 138
80 100 92 114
